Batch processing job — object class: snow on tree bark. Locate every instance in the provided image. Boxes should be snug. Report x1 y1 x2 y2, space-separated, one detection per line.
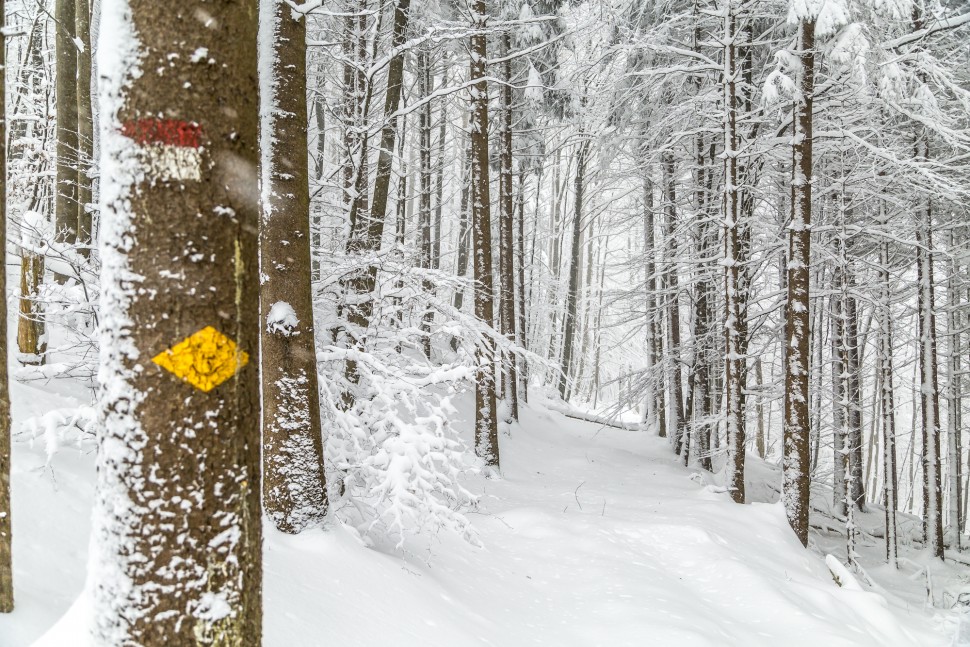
878 241 898 567
91 1 262 642
783 16 815 548
469 0 499 468
0 0 12 611
915 182 945 560
499 32 519 421
55 0 79 263
76 0 95 252
259 0 329 534
723 0 745 502
558 138 589 402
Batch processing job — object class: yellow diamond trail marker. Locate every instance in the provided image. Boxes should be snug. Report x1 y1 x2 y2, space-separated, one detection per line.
152 326 249 392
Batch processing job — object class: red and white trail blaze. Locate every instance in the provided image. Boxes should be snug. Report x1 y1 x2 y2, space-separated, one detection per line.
121 118 204 182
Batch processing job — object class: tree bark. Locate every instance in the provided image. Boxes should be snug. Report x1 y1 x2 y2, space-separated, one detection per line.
0 0 12 610
558 139 589 401
470 0 499 468
341 0 411 383
76 0 94 252
259 0 328 534
723 0 744 500
55 0 79 250
783 17 814 547
916 185 945 560
91 1 262 642
418 45 434 360
498 32 518 421
515 171 528 404
878 241 898 567
661 151 685 453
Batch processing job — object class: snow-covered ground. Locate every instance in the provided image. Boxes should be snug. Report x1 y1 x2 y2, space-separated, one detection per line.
0 382 965 645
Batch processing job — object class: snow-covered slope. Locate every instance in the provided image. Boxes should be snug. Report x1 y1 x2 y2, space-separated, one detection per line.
0 387 960 646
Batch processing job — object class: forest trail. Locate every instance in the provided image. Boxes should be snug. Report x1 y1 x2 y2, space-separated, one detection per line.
0 387 957 646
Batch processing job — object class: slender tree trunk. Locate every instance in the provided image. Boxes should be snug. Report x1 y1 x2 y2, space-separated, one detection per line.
559 139 589 401
498 32 518 421
341 0 411 390
515 171 528 404
832 284 848 517
946 228 962 548
643 174 659 432
0 0 12 610
755 357 765 458
723 1 744 497
878 242 898 567
92 1 262 642
55 0 79 252
76 0 94 252
470 0 499 468
661 151 685 453
433 57 447 273
916 187 945 560
844 267 865 510
258 0 328 534
783 17 815 547
450 110 471 352
418 45 434 360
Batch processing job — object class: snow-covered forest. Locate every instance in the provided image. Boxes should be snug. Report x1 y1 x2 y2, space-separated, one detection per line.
0 0 968 643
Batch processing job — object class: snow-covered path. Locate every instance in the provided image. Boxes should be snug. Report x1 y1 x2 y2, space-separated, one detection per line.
0 390 954 646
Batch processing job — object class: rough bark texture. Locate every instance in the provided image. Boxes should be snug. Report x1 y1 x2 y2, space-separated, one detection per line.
55 0 78 246
661 151 685 451
558 139 589 401
76 0 94 250
916 196 945 560
783 18 814 548
92 1 262 642
498 33 518 420
418 45 434 360
878 242 898 567
723 2 745 501
469 0 499 468
515 172 528 404
259 0 328 534
17 246 47 365
0 0 12 611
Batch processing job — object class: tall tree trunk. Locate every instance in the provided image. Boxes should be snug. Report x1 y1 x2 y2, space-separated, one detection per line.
469 0 499 468
723 0 744 500
946 228 962 549
76 0 94 253
916 186 945 560
661 151 685 453
559 138 589 401
642 174 660 433
16 16 48 366
909 0 944 562
878 241 898 567
515 171 528 404
844 267 865 510
55 0 79 252
832 284 848 517
498 32 518 420
258 0 328 534
450 110 471 354
783 17 815 547
341 0 411 386
418 45 434 360
0 0 12 611
92 0 262 642
433 56 447 273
